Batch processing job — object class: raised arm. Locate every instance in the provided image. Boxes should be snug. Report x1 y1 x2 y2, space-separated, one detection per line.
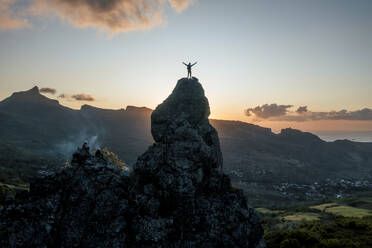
182 62 187 66
191 62 197 66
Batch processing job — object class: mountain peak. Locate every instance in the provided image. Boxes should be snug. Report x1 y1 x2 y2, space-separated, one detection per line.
29 86 39 94
0 86 59 108
15 86 40 97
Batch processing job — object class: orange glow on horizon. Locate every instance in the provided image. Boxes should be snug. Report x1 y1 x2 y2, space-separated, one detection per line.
40 93 372 137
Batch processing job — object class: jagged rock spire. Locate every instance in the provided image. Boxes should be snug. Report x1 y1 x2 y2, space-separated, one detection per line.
131 77 264 247
142 77 222 174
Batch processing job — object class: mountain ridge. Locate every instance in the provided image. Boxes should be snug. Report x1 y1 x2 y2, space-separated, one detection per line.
2 86 370 144
1 86 372 206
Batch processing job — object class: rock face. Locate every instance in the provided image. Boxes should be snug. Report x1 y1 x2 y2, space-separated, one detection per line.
0 148 132 247
145 77 223 195
132 78 264 247
0 77 265 247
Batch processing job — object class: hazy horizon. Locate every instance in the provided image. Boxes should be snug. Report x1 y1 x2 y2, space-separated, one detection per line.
2 84 372 143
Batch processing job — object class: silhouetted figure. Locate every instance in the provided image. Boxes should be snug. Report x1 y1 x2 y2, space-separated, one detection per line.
183 62 197 78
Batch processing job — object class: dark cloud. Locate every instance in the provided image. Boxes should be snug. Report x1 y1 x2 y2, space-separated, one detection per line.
317 108 372 121
246 104 372 122
296 106 308 114
280 109 372 122
58 93 95 101
29 0 195 33
39 87 56 94
71 94 95 101
343 108 372 121
245 104 293 119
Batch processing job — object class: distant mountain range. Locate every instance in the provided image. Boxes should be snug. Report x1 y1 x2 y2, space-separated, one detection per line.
1 86 372 186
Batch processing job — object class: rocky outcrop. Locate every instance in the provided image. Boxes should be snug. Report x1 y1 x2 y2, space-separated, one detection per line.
131 78 264 247
0 148 132 247
0 77 265 247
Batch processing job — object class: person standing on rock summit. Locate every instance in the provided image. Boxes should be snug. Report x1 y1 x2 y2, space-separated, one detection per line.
183 62 197 78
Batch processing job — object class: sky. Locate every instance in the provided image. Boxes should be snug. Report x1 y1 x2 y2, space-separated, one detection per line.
0 0 371 141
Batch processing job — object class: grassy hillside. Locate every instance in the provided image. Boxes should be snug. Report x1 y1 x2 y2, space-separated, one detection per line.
261 193 372 248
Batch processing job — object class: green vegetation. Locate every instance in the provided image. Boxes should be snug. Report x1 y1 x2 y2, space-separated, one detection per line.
0 141 61 202
262 194 372 248
101 147 128 170
310 203 339 212
310 202 372 218
265 216 372 248
283 212 320 222
325 205 372 218
257 208 284 215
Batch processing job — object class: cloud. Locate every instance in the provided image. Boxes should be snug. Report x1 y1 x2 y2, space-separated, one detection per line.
58 93 95 101
245 104 372 122
28 0 195 33
305 108 372 121
245 104 293 119
280 108 372 122
168 0 195 12
39 87 56 94
71 93 95 101
296 106 308 114
0 0 30 30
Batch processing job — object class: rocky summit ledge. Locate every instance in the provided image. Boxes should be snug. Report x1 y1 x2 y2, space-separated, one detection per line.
0 77 265 248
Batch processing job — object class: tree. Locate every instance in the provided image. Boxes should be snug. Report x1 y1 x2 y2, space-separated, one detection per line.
101 147 127 170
